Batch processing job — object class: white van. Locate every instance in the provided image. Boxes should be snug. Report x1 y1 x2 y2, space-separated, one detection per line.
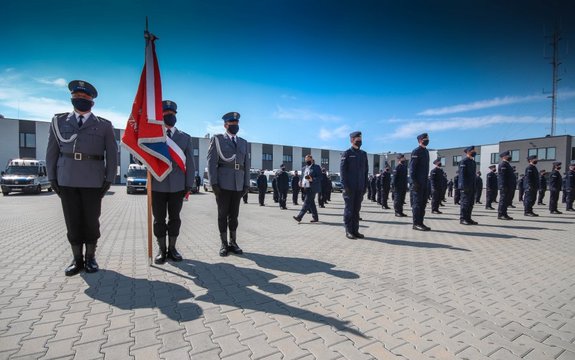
1 159 51 196
124 164 148 194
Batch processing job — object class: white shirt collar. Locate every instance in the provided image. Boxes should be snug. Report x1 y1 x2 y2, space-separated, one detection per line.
73 111 92 120
166 126 177 133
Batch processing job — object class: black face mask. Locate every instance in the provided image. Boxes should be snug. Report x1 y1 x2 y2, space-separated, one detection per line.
354 140 362 148
557 167 561 171
71 98 93 112
227 124 239 135
422 139 430 146
504 157 511 162
306 160 312 166
163 114 177 127
532 161 538 165
470 152 477 157
400 160 406 164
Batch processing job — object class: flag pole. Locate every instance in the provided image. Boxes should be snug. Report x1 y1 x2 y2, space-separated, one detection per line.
147 170 153 264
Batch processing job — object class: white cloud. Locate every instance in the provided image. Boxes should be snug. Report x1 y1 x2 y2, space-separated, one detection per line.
35 77 67 87
319 125 351 141
274 106 341 122
389 115 575 139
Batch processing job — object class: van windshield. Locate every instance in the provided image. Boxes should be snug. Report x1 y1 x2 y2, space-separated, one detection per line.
5 166 38 175
330 174 341 182
127 169 147 178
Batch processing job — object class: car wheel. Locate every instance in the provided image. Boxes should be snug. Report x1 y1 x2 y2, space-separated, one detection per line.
2 192 8 196
36 185 42 194
48 187 53 192
204 185 207 191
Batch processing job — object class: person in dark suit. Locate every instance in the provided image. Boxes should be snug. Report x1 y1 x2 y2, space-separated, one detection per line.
429 159 444 214
293 155 322 223
291 170 300 205
517 173 524 204
256 170 267 206
207 111 250 257
380 164 391 209
453 175 460 205
340 131 369 239
548 162 562 214
318 168 329 208
392 153 408 217
537 169 547 205
46 80 118 276
458 146 478 225
272 176 279 203
376 170 383 205
447 179 454 197
566 161 575 211
410 133 431 231
150 100 196 265
441 172 448 206
523 155 540 216
276 164 290 210
485 165 498 210
497 151 514 220
367 175 373 200
369 174 377 202
475 171 483 204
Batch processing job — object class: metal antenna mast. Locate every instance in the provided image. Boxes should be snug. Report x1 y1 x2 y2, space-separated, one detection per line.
548 29 561 136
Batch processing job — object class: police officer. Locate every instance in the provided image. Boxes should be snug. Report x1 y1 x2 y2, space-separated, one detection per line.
380 164 391 209
497 151 514 220
548 162 562 214
376 170 383 205
475 171 483 204
523 155 540 216
293 154 322 223
453 174 461 205
458 146 478 225
516 172 524 205
207 111 250 257
340 131 368 239
429 159 444 214
537 169 547 205
392 153 408 217
410 133 431 231
318 168 329 208
485 165 497 210
150 101 195 264
46 80 118 276
276 164 289 209
447 178 453 197
291 170 300 205
565 161 575 211
369 174 377 202
272 176 279 203
256 170 267 206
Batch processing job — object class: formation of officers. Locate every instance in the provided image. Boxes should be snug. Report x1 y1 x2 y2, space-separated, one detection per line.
47 80 575 276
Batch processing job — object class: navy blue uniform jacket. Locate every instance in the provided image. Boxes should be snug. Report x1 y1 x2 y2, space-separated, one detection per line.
393 163 408 192
523 164 540 191
549 170 562 191
340 147 368 192
497 161 514 190
409 146 429 188
457 157 476 192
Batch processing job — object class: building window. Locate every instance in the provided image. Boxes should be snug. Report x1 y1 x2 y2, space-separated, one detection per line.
282 155 292 162
528 147 556 160
475 154 481 165
321 158 329 165
19 133 36 148
452 155 462 166
193 148 199 156
439 157 446 167
490 152 498 164
262 153 273 161
510 150 520 162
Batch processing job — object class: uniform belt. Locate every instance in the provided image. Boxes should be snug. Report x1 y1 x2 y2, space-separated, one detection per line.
218 162 244 170
61 152 105 161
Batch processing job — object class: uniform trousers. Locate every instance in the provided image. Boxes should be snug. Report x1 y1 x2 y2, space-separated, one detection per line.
411 183 429 225
343 190 363 234
292 189 299 204
278 189 288 208
537 189 546 204
566 191 574 210
215 189 244 234
297 188 318 220
431 188 441 211
454 188 461 204
382 188 390 207
475 188 483 203
498 189 511 217
393 190 406 214
523 189 537 213
59 187 102 245
549 190 560 212
486 189 497 208
460 190 475 221
258 189 266 205
152 191 185 238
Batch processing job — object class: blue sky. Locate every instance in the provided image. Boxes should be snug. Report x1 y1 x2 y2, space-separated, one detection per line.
1 0 574 154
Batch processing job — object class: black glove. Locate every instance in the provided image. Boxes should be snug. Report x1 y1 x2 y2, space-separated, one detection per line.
242 186 249 196
100 181 112 199
212 184 221 196
50 180 60 196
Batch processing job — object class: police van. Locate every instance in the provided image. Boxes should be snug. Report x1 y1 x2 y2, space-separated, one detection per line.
1 159 51 196
124 164 148 194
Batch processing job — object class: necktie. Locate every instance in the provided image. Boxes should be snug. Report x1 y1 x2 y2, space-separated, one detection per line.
232 136 237 147
167 129 172 138
78 115 84 128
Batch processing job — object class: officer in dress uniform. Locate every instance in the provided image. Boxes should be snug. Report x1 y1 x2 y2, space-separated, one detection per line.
367 175 373 200
564 161 575 211
497 151 514 220
485 165 498 210
392 153 408 217
291 170 300 205
537 170 547 205
318 168 329 208
376 170 383 205
475 171 483 204
340 131 368 239
453 174 461 205
150 100 195 265
293 154 322 223
410 133 431 231
458 146 478 225
46 80 118 276
380 164 391 209
429 159 444 214
369 174 377 202
207 112 250 257
256 170 267 206
447 179 453 197
548 162 562 214
523 155 540 216
276 164 290 209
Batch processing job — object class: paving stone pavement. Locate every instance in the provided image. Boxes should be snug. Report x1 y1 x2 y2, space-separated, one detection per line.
0 187 574 360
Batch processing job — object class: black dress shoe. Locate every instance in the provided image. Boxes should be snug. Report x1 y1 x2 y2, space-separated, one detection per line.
167 248 183 262
310 219 319 223
84 257 99 273
354 232 365 239
524 212 539 217
154 251 167 265
432 210 442 214
293 216 301 223
346 232 356 239
469 219 478 225
550 210 563 214
400 213 408 217
65 259 84 276
486 206 495 210
509 205 516 208
498 215 513 220
567 208 575 212
228 242 243 255
219 245 229 257
460 219 472 225
412 224 429 231
395 213 403 217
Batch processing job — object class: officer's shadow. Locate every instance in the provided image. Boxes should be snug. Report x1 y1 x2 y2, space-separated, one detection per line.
173 259 366 337
242 253 360 279
81 269 202 322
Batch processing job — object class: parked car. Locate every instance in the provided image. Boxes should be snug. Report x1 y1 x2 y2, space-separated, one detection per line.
1 159 51 196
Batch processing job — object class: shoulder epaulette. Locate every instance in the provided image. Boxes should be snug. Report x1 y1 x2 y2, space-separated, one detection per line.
55 112 69 119
96 116 112 124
